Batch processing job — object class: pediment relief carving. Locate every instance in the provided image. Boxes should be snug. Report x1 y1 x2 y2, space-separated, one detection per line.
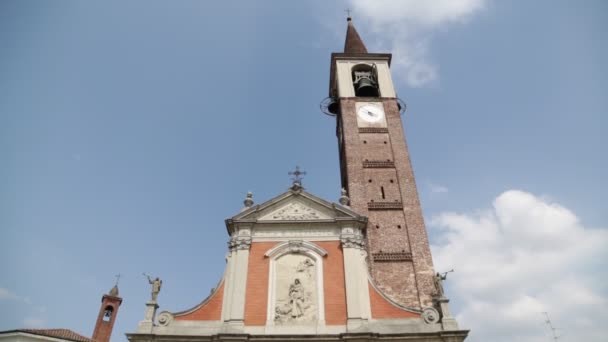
259 201 332 221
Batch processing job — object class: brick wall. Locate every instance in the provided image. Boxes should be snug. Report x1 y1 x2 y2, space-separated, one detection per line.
339 97 436 309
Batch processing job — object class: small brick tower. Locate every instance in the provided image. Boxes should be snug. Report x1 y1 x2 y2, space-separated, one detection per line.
329 17 437 309
92 285 122 342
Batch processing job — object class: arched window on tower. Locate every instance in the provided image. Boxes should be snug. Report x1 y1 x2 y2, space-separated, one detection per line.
352 64 379 97
103 306 113 322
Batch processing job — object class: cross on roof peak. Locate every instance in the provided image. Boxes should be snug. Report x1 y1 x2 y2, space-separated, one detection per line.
288 166 306 186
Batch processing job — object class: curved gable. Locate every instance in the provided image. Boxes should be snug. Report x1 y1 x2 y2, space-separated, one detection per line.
173 280 224 321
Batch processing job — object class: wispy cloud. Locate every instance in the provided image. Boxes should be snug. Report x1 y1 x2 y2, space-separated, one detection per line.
2 288 48 327
428 182 449 194
0 288 31 304
0 288 20 301
430 190 608 341
348 0 486 87
23 317 47 328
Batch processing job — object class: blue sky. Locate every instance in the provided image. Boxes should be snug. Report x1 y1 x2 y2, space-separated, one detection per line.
1 1 606 341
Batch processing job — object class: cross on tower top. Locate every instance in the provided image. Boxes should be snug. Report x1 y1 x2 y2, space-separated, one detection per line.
345 8 352 19
114 273 121 286
288 166 306 186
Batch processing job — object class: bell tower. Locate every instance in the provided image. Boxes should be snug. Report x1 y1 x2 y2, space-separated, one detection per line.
327 17 436 309
92 284 122 342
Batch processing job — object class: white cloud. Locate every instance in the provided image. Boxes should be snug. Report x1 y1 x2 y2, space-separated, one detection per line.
23 317 46 328
348 0 486 87
428 182 449 194
0 288 23 302
430 190 608 341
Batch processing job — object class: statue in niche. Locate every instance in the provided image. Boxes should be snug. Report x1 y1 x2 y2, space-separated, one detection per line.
289 278 305 318
275 277 315 323
274 254 317 324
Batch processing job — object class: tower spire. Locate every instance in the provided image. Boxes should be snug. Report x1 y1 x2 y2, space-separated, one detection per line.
344 17 368 54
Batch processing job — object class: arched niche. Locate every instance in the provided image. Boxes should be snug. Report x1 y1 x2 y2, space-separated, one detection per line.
264 241 327 326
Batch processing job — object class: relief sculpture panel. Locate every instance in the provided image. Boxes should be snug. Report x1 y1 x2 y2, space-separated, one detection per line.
273 254 318 325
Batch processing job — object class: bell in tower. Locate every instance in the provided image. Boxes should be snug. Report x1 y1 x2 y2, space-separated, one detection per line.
352 64 379 97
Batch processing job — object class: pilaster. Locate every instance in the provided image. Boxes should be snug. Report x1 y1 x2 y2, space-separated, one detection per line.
340 226 371 330
222 226 252 326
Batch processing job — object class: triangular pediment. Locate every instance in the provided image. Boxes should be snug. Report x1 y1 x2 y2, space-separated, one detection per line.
228 187 364 224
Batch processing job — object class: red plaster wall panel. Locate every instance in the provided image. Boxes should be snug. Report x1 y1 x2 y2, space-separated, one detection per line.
316 241 347 325
244 242 276 326
174 282 224 321
368 282 419 319
243 241 347 326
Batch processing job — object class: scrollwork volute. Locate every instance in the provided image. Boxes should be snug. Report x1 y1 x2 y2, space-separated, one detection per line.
157 311 174 326
422 307 440 324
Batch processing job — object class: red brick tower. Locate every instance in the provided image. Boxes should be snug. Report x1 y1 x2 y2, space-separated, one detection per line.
328 17 436 309
92 285 122 342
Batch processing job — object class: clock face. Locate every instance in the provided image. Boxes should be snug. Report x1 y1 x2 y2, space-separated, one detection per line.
357 104 385 123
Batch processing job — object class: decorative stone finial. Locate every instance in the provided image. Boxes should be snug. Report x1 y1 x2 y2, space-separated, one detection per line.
244 191 254 208
109 284 119 297
339 188 350 206
108 273 120 296
290 182 302 192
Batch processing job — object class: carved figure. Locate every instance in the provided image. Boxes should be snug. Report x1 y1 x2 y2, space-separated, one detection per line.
144 274 162 301
434 272 446 298
433 269 454 298
289 279 305 318
296 258 314 275
275 303 292 318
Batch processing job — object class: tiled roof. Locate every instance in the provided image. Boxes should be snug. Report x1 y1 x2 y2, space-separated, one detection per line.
1 329 93 342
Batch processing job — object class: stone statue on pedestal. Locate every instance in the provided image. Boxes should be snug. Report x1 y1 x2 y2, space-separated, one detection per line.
144 273 162 302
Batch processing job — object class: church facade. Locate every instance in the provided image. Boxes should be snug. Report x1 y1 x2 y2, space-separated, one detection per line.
126 18 468 342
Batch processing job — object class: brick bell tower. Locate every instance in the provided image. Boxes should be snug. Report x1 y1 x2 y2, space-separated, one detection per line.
92 284 122 342
326 17 436 310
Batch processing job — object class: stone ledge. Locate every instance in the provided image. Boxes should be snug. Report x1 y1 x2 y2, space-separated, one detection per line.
367 202 403 210
362 160 395 168
359 127 389 134
372 251 413 262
